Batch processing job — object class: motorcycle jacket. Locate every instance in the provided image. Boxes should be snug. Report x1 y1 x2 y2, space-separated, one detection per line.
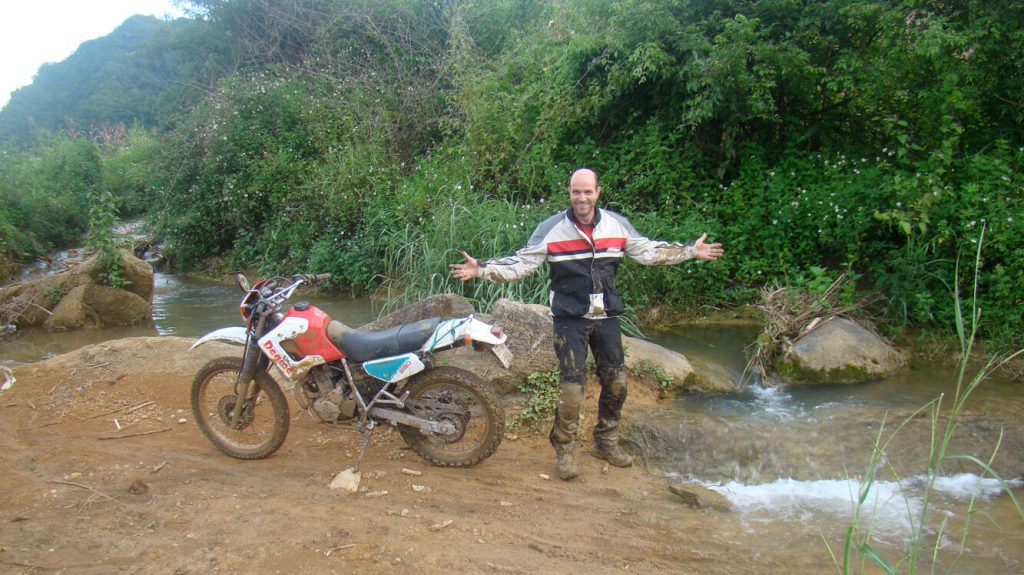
478 208 698 318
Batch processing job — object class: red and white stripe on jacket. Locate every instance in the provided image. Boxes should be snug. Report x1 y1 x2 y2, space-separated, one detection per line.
478 208 697 318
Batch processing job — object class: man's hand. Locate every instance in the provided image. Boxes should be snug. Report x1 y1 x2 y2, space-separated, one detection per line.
693 233 724 261
449 251 480 281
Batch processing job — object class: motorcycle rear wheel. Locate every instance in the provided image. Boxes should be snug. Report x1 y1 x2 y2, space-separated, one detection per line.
398 366 505 467
191 356 290 460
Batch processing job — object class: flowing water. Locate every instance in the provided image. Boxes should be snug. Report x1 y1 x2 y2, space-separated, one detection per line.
3 274 1022 572
644 327 1024 573
0 272 381 364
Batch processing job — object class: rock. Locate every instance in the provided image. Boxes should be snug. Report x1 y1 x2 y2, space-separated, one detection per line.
0 366 14 391
349 296 719 393
330 468 361 493
667 481 732 511
430 520 454 531
46 284 150 329
79 250 154 302
623 336 723 392
411 485 431 493
400 468 422 477
488 299 557 379
128 479 150 496
1 250 154 329
780 317 906 384
360 294 475 331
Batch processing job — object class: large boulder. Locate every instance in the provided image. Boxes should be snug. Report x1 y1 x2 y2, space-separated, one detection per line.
779 317 906 384
45 284 151 329
349 296 718 394
0 250 153 329
347 294 515 392
623 337 736 393
78 250 154 302
360 293 475 331
487 298 726 393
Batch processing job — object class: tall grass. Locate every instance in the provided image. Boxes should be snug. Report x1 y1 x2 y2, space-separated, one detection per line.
832 226 1024 574
377 192 551 314
374 189 650 338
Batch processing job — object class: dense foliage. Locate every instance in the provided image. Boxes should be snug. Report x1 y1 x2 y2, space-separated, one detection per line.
1 0 1021 346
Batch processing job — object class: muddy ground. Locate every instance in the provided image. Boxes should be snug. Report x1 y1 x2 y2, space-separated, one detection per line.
3 337 845 574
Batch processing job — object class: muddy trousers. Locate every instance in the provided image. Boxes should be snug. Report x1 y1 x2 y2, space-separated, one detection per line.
549 316 628 451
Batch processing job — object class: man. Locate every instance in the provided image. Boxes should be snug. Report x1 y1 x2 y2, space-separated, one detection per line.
450 168 723 480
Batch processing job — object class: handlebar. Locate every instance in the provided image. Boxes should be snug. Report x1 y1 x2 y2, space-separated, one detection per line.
289 273 333 287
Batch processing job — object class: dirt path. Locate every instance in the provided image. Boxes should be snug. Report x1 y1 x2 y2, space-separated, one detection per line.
0 337 816 574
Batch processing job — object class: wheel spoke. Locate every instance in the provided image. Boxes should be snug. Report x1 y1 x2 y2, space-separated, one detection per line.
191 357 289 460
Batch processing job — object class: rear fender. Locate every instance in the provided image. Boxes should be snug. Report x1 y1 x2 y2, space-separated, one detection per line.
421 316 507 351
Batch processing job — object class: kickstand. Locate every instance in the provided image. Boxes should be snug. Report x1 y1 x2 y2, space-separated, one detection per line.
352 421 376 473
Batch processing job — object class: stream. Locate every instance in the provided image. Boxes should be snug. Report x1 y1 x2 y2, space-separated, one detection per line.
2 272 1022 572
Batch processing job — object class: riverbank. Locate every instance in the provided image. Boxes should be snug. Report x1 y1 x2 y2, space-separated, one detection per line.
4 336 1024 573
0 336 766 574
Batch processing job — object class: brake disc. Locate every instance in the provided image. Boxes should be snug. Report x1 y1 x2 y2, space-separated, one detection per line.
217 395 254 430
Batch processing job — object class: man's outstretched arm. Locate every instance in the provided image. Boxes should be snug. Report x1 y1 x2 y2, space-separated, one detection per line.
449 243 548 283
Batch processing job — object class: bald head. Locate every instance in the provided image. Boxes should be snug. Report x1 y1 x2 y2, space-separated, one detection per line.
569 168 598 189
568 168 601 224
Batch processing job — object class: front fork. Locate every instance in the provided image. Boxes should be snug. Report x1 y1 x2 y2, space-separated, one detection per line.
230 336 263 428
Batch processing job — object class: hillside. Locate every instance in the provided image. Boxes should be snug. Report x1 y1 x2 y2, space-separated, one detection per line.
0 15 221 144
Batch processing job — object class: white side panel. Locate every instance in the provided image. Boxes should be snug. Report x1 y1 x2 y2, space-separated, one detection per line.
258 316 310 380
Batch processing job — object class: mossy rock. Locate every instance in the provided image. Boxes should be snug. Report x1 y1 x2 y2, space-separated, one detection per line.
780 317 906 385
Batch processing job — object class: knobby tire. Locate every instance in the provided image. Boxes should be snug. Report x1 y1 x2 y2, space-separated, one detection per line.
398 366 505 467
190 356 289 460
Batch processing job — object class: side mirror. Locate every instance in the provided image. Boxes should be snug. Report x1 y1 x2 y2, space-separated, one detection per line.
236 273 251 292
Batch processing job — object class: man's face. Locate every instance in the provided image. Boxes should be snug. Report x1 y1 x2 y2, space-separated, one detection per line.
569 172 601 223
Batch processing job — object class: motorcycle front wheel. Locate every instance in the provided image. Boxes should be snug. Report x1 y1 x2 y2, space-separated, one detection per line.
190 356 290 460
398 366 505 467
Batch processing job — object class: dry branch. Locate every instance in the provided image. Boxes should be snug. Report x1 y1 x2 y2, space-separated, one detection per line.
743 273 880 386
97 427 171 441
47 479 127 506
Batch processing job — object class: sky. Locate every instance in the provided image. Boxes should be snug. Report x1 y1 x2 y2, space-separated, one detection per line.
0 0 186 108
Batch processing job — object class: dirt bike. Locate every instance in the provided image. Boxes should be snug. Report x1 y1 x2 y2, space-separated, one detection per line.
189 273 511 468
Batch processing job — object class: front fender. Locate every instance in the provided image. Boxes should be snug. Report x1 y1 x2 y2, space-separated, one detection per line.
190 327 248 350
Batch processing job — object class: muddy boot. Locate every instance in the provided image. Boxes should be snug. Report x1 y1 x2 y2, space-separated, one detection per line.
555 446 580 481
591 443 634 468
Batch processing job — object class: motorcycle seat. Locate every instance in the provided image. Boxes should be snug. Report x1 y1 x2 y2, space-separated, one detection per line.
331 317 441 363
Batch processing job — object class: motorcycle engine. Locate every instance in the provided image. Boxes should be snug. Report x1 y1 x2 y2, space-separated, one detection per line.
305 366 357 424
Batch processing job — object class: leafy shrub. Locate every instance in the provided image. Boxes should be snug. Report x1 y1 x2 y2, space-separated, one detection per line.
508 369 560 429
